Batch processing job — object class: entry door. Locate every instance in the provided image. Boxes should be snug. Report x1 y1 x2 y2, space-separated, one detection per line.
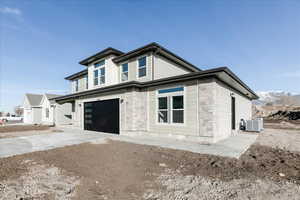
84 99 120 134
231 97 236 130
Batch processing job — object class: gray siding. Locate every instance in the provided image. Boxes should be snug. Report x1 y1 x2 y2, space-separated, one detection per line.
153 54 190 79
71 76 87 93
120 53 153 82
215 80 252 140
68 77 252 143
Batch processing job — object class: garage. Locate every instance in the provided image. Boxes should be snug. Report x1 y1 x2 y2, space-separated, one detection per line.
84 99 119 134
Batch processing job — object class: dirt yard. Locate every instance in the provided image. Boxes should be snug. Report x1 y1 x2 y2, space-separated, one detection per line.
0 125 63 139
0 128 300 200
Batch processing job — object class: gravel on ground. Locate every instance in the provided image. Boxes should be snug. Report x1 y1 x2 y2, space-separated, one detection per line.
0 129 300 200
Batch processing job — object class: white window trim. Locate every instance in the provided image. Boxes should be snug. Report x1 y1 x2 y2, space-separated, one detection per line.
136 55 147 79
156 86 186 126
94 66 105 86
120 62 129 82
157 96 169 124
99 67 105 85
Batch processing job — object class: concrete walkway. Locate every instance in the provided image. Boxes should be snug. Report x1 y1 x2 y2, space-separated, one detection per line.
0 128 257 159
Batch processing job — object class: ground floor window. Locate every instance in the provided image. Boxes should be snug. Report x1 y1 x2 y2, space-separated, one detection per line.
157 87 184 124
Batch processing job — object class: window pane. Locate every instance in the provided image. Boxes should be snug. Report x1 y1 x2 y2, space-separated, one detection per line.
158 97 168 109
138 56 146 68
100 76 105 84
158 111 168 123
95 60 105 67
158 87 184 94
122 72 128 81
94 78 98 86
139 67 146 77
100 68 105 75
122 63 128 72
173 110 184 123
173 96 184 109
94 70 98 77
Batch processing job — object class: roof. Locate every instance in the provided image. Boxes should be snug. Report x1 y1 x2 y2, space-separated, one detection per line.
112 42 201 72
25 93 43 107
44 93 61 104
65 69 88 80
51 67 259 103
79 47 124 66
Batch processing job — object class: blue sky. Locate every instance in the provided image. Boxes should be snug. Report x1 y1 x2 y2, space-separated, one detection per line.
0 0 300 112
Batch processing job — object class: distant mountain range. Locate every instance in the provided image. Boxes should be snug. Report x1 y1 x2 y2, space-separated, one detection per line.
254 91 300 106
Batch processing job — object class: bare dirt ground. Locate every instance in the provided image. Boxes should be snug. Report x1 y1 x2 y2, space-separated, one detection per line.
264 119 300 130
0 128 300 199
0 125 63 139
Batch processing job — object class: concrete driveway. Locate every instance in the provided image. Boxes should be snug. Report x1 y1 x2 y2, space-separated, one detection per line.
0 128 257 159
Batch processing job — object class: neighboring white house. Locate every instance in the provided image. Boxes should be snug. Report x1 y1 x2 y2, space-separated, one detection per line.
23 93 43 124
52 42 259 143
23 93 72 125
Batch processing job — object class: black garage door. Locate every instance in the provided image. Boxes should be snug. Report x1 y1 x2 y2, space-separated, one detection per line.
84 99 119 134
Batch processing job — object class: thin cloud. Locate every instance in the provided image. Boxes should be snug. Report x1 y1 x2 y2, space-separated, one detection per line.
0 7 22 16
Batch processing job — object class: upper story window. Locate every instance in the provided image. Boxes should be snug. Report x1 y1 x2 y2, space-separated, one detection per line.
94 60 105 86
95 60 105 68
138 56 147 78
85 75 88 89
157 86 184 124
121 63 128 82
75 79 79 92
94 67 105 86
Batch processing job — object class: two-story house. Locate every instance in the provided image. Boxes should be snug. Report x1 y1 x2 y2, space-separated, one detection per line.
53 42 258 143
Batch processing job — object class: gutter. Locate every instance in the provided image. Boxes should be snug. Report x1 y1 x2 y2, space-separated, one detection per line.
51 67 258 102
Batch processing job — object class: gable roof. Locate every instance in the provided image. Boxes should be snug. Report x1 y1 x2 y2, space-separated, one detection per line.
65 69 88 80
44 93 61 104
25 93 43 107
79 47 124 66
112 42 201 72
